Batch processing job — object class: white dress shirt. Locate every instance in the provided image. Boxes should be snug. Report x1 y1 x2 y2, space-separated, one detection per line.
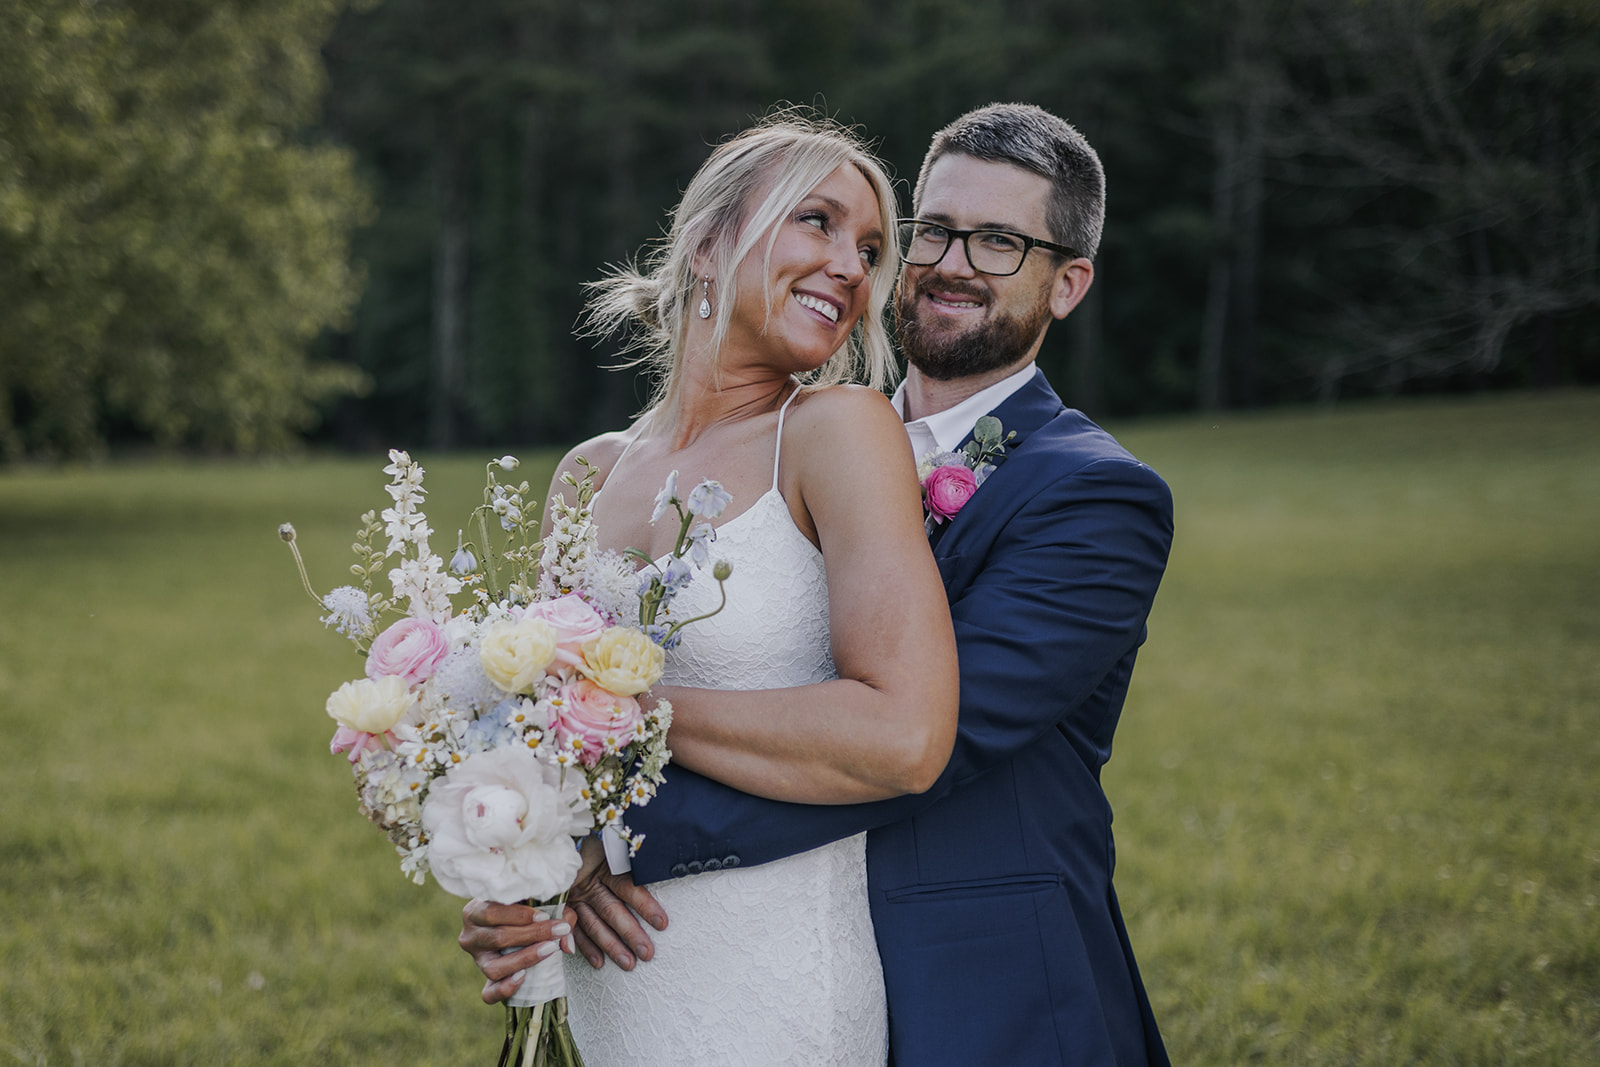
891 362 1038 460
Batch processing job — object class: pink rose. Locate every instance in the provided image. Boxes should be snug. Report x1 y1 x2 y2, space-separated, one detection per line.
365 617 449 687
922 464 978 524
522 594 607 673
551 678 645 765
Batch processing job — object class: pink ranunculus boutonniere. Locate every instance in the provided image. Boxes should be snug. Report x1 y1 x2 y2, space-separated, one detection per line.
922 464 978 524
916 415 1017 529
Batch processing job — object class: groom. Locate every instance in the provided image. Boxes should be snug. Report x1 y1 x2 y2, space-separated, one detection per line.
467 103 1174 1065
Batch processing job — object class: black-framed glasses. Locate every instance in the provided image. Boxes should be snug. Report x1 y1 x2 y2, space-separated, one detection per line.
897 219 1083 277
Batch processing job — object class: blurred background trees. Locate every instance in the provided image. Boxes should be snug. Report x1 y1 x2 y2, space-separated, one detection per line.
0 0 371 460
2 0 1596 459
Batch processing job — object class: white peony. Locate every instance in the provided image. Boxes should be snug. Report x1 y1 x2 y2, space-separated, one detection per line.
420 746 592 903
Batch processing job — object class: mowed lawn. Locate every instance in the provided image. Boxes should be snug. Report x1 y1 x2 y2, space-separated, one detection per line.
1 390 1596 1065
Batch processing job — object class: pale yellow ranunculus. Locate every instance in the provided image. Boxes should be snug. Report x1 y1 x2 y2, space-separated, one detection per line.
581 627 664 696
326 675 415 734
479 617 559 694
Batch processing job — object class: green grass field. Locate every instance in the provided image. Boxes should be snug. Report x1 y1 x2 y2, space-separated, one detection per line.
2 390 1596 1065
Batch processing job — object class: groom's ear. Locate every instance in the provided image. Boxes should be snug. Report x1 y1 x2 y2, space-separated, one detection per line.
1049 258 1094 321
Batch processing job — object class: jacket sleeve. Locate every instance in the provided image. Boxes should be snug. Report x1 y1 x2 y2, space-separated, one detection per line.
627 454 1174 885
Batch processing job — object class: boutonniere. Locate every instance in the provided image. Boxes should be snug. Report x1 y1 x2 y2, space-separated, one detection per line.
916 415 1017 529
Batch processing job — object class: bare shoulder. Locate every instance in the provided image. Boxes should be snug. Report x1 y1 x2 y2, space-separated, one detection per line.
784 385 909 467
552 429 633 491
543 430 637 531
786 382 901 431
782 385 917 509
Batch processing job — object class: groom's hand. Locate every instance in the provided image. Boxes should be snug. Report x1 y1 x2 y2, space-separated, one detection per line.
569 835 669 972
459 899 575 1005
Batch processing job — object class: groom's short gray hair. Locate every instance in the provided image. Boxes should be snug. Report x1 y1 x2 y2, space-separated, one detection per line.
914 103 1104 260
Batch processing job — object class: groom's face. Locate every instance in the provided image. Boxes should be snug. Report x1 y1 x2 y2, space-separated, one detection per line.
895 154 1062 382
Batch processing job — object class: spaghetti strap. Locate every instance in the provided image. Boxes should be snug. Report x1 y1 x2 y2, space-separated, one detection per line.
772 385 803 492
601 413 652 493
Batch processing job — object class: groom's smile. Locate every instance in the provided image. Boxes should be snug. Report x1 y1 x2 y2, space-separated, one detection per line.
915 281 990 318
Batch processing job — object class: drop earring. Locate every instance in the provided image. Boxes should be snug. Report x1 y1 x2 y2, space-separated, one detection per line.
698 276 712 320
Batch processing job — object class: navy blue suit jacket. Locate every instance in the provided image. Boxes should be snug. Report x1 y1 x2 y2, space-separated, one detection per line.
628 370 1174 1066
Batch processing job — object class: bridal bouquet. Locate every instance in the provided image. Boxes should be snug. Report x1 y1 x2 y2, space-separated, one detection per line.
280 450 730 1067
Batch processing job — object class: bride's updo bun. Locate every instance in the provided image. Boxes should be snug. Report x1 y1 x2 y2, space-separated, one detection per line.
590 271 669 334
583 107 901 412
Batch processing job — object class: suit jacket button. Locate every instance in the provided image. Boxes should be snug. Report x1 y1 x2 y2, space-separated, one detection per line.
684 860 703 874
669 863 688 877
721 854 740 869
701 858 722 871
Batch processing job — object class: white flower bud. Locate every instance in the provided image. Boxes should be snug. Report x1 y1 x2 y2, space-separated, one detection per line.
449 529 477 575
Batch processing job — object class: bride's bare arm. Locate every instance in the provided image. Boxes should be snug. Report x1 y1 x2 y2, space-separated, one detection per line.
656 386 959 805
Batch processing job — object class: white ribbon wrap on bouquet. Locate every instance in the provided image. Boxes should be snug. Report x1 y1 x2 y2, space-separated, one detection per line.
503 940 566 1008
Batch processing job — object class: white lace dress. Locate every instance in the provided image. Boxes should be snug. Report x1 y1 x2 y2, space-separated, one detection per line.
565 393 888 1066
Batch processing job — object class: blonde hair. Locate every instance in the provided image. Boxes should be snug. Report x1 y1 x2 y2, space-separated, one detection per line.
583 109 901 413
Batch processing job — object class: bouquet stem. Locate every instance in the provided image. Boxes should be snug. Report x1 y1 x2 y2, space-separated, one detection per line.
499 997 586 1067
497 894 584 1067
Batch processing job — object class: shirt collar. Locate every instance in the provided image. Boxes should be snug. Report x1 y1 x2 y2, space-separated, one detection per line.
892 362 1037 456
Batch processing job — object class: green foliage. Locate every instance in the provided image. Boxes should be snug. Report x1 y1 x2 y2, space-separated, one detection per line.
5 0 1598 455
2 392 1597 1062
317 0 1600 446
0 0 372 460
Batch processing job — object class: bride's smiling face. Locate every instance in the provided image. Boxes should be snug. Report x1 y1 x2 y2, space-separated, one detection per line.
722 164 886 375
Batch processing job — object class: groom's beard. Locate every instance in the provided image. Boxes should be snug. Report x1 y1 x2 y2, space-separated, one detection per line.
895 276 1052 382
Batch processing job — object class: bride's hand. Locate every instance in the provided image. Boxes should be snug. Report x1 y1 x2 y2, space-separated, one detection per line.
569 835 670 972
458 898 574 1005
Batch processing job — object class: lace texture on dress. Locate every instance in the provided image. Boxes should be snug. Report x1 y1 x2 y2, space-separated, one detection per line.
564 393 887 1066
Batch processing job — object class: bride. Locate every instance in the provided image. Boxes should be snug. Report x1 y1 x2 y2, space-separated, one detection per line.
459 115 958 1064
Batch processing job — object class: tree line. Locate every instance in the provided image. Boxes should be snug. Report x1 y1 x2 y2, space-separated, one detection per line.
2 0 1596 459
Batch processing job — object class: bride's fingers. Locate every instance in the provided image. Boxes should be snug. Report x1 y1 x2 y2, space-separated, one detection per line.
459 910 568 957
481 970 522 1005
560 904 579 954
462 897 536 932
477 938 561 981
572 896 638 970
477 939 563 1004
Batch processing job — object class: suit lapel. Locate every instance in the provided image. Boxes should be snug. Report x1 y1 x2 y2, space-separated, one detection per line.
927 369 1066 553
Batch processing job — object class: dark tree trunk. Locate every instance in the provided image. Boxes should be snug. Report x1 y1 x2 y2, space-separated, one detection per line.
1233 77 1266 407
432 125 469 449
1199 105 1236 412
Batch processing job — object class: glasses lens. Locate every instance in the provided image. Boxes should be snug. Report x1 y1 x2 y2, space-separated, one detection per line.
966 231 1027 276
899 221 949 266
